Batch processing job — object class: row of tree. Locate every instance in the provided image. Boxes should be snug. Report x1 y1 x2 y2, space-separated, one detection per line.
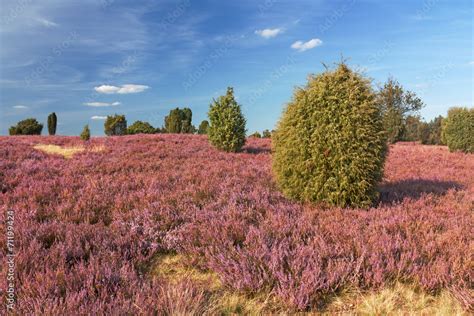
93 87 246 152
7 75 472 154
94 110 210 137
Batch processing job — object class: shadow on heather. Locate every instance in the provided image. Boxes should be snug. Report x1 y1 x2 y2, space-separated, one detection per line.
378 179 463 204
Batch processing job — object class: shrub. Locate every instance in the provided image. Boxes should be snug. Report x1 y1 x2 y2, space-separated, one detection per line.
443 107 473 153
127 121 156 134
272 63 387 208
262 129 272 138
377 77 424 143
197 120 209 135
208 87 246 152
9 118 43 135
47 112 57 135
104 114 127 136
80 125 91 141
164 108 195 133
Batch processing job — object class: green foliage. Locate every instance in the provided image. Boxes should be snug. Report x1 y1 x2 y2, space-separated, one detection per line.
80 125 91 141
262 129 272 138
443 107 473 153
164 107 195 133
419 116 444 145
104 114 127 136
9 118 43 135
272 63 387 208
197 120 210 135
208 87 247 152
402 115 422 141
47 112 57 135
378 77 424 143
127 121 156 134
250 131 261 138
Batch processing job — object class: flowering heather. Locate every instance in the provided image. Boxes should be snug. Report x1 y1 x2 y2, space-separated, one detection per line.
0 135 472 313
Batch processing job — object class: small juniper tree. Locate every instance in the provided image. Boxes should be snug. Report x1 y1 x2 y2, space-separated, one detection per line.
47 112 57 135
80 125 91 141
197 120 210 134
104 114 127 136
208 87 246 152
273 63 387 208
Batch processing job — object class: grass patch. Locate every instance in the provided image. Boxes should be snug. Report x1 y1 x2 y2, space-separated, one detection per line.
326 283 467 315
152 254 221 290
33 144 104 158
151 254 288 314
151 254 468 314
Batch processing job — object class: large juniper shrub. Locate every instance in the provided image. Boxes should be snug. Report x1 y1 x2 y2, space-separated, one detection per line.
272 63 387 208
443 107 473 153
208 87 246 152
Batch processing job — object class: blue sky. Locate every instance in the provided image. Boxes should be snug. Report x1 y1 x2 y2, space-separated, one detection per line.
0 0 472 135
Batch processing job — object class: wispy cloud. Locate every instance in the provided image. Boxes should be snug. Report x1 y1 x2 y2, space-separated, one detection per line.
469 61 474 65
291 38 323 52
255 28 283 39
36 17 59 28
83 101 121 107
91 115 107 120
13 105 28 109
94 84 149 94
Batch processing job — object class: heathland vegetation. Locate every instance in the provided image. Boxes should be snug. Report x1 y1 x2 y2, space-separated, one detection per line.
3 63 473 313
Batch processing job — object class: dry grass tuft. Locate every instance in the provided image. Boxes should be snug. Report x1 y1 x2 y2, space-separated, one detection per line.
152 255 468 314
33 144 104 158
153 254 222 290
327 283 467 315
152 254 288 315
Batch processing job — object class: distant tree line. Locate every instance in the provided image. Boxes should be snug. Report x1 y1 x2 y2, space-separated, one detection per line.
249 129 273 138
7 71 473 154
377 77 448 146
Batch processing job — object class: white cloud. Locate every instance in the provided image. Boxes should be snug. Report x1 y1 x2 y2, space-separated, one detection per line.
255 28 283 39
94 85 120 94
36 18 59 28
94 84 149 94
91 115 107 120
291 38 323 52
13 105 28 109
83 101 121 107
116 84 149 94
469 61 474 65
